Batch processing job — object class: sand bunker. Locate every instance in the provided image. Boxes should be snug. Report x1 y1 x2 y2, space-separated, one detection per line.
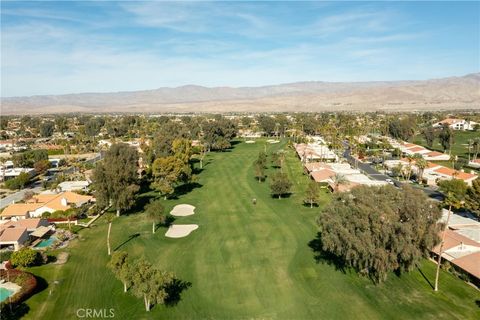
165 224 199 238
245 140 255 144
267 139 280 144
170 204 196 217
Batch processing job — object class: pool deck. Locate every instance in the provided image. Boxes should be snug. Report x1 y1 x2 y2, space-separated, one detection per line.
0 281 21 299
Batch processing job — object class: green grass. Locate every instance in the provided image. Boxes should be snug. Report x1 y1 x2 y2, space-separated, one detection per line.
22 139 479 319
413 130 480 159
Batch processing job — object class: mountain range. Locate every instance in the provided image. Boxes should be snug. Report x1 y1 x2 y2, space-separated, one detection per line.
2 73 479 115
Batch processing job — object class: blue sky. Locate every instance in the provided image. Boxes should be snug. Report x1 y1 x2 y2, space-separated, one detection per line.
1 1 479 97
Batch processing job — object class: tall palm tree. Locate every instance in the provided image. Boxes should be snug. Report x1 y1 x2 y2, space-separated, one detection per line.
105 212 115 256
449 154 458 170
415 157 428 183
472 138 480 162
434 192 462 291
467 139 473 162
405 155 415 181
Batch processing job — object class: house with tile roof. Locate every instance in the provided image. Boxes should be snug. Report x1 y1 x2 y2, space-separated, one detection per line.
0 191 94 220
423 151 450 161
433 118 478 131
0 227 28 251
0 218 50 251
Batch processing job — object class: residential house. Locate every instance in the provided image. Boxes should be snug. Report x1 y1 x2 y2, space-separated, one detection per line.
0 218 49 251
0 191 94 220
0 167 36 182
432 210 480 280
57 181 90 192
0 227 28 251
433 118 478 131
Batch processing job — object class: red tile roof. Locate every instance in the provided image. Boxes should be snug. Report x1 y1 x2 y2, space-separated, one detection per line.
425 151 445 157
310 169 336 182
0 227 27 242
453 252 480 279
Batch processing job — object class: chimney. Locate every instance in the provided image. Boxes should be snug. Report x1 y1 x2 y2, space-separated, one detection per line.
61 198 68 206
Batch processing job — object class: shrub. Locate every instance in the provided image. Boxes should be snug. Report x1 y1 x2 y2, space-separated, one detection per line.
0 250 13 262
41 212 51 219
10 248 40 268
4 173 31 190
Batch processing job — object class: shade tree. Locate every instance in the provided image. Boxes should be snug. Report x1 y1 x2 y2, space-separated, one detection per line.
269 172 292 199
151 156 192 199
317 185 441 283
107 251 133 293
145 200 166 234
93 143 140 216
304 180 320 208
130 258 174 312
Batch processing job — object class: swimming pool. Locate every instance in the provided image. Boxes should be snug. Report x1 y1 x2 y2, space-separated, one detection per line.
0 287 14 302
34 236 57 248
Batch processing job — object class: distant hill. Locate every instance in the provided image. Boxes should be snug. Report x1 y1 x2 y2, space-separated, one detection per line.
2 73 479 114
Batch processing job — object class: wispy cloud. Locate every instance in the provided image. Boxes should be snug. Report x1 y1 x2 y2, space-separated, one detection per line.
1 1 478 96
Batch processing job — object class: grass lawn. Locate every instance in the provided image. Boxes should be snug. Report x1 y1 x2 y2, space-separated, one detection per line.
413 130 480 159
22 139 479 320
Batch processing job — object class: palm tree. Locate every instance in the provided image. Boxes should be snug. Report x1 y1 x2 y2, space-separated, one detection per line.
105 212 115 256
332 173 347 192
449 154 458 170
467 139 473 163
434 192 463 291
405 155 415 181
199 144 206 169
472 138 480 162
63 207 77 232
415 157 428 182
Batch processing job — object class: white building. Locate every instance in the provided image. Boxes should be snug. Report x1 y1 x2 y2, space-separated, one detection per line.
57 181 90 192
0 168 35 181
433 118 478 131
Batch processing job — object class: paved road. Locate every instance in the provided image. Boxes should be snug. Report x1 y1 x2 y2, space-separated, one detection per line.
342 147 444 201
0 182 42 209
0 153 103 210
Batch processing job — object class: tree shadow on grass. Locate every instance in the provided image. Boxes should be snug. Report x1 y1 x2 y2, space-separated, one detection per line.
270 192 293 200
125 194 156 215
302 202 319 208
0 303 30 320
32 274 49 297
417 267 434 290
114 233 140 251
172 182 203 199
230 140 242 146
138 180 154 194
164 279 192 307
308 232 347 274
154 216 175 232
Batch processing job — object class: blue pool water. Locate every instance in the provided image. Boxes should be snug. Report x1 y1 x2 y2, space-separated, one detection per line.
34 236 57 248
0 287 14 302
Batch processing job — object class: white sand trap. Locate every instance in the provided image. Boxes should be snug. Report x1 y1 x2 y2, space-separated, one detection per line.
165 224 199 238
245 140 255 144
170 204 196 216
269 140 280 144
